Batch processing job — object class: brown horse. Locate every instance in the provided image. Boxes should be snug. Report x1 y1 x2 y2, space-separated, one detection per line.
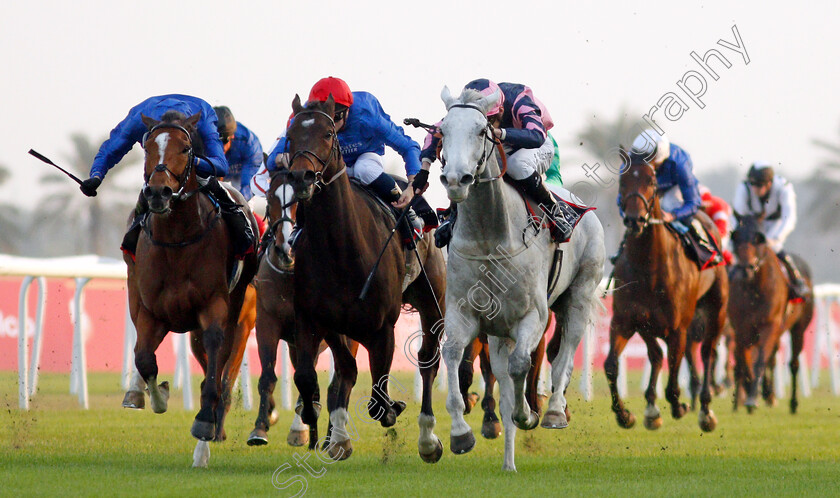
125 111 258 466
283 95 447 462
729 214 814 413
247 171 359 448
606 151 728 432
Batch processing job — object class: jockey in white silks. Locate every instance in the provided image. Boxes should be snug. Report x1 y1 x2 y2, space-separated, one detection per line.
732 161 809 298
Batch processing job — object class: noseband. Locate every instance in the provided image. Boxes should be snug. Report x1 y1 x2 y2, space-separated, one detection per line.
287 109 347 192
143 123 198 200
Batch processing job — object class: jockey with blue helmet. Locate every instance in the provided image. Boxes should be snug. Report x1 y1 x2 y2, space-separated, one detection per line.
82 94 255 259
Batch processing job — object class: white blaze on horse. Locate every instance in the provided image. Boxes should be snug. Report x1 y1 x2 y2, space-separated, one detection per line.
430 86 605 471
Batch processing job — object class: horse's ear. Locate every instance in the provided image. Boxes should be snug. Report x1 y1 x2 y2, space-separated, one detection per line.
477 90 502 115
325 94 336 115
441 86 456 109
141 114 159 130
292 94 304 114
184 111 201 130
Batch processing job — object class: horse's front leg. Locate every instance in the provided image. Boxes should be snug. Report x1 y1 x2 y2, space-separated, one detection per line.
509 310 543 431
458 337 482 415
443 312 478 455
416 309 444 463
248 310 282 446
605 321 634 428
293 316 323 451
122 367 147 409
191 297 228 441
133 309 169 414
323 332 358 461
487 335 518 472
665 329 688 420
478 340 501 439
212 315 250 443
640 335 665 430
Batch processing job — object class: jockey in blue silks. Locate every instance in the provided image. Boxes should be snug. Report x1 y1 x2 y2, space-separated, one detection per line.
617 129 721 266
81 94 255 259
258 77 428 247
213 106 263 201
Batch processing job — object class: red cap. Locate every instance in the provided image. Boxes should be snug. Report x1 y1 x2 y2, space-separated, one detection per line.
308 77 354 108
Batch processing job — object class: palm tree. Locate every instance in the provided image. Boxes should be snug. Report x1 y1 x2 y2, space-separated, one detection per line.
33 133 142 256
809 123 840 229
0 163 24 253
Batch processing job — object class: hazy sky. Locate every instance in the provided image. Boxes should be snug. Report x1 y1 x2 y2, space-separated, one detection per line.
2 0 839 209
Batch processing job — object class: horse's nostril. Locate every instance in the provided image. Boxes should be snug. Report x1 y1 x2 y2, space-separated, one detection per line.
439 175 447 186
460 174 474 185
143 186 153 198
161 187 173 199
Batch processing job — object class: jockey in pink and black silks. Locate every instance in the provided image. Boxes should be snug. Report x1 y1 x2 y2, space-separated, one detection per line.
413 78 566 246
82 94 255 259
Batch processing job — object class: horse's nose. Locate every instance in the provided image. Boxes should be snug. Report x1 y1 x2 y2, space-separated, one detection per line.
459 174 474 186
143 185 173 201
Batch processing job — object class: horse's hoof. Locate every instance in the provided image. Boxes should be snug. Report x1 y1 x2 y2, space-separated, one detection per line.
464 393 480 414
481 420 502 439
327 439 353 461
419 436 443 464
672 403 688 419
643 416 663 431
149 381 170 414
790 399 799 414
565 406 571 424
450 431 476 455
392 400 407 417
699 410 717 432
513 410 540 431
286 429 309 447
540 410 568 429
765 397 777 408
616 411 636 429
269 409 280 426
191 419 216 441
746 404 756 415
247 429 268 446
121 390 145 410
214 428 227 443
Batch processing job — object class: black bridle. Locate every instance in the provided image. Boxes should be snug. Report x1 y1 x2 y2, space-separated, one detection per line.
287 109 347 192
142 123 200 201
441 103 505 184
620 162 664 229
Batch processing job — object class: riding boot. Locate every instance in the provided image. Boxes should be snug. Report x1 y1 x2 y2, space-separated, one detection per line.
509 172 572 242
689 218 723 267
778 251 811 299
121 193 148 256
434 204 457 248
369 172 422 247
204 176 255 259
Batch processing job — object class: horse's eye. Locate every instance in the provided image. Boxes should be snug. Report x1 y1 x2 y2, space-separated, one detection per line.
324 132 333 139
182 147 189 154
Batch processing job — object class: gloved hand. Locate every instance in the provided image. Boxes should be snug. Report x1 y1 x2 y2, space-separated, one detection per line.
80 177 101 197
412 169 430 195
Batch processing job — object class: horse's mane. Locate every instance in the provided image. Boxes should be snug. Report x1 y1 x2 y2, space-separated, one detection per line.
455 88 485 106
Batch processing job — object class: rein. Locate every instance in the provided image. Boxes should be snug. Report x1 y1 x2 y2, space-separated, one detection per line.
443 103 508 184
142 208 222 248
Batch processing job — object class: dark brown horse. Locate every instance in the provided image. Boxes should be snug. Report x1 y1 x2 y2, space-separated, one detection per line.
283 95 447 462
606 152 728 432
124 111 258 467
729 214 814 413
247 171 359 448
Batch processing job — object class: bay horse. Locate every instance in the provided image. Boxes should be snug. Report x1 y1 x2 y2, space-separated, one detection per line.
607 150 727 433
729 214 814 413
283 95 447 462
435 87 605 471
123 111 258 467
247 171 359 448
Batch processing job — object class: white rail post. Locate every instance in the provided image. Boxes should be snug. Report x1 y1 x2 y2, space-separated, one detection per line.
579 325 593 401
121 294 136 391
69 277 91 409
774 334 790 399
175 333 193 410
830 297 840 396
27 277 47 398
714 335 728 386
280 341 292 410
18 276 34 410
811 297 825 388
240 349 253 411
414 367 423 402
799 351 812 398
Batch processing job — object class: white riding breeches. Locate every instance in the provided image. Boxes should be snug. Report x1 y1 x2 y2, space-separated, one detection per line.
505 136 554 180
347 152 386 185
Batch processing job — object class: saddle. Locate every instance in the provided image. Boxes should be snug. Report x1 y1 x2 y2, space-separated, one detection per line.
668 217 725 271
512 180 594 245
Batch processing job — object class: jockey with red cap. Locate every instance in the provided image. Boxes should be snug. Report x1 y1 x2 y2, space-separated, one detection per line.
698 184 734 264
413 78 564 246
254 77 429 246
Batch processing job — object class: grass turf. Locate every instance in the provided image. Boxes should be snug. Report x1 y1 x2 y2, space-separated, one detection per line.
1 370 839 497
